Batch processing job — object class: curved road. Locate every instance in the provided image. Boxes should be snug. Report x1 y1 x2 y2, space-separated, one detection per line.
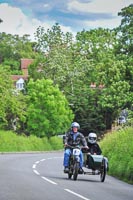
0 151 132 200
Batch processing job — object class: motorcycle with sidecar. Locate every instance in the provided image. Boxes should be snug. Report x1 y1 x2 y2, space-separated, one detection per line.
64 146 107 182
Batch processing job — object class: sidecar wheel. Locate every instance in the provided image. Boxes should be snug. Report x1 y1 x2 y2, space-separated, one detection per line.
100 159 106 182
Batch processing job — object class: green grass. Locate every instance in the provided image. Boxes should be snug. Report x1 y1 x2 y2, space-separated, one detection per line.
100 127 133 184
0 130 63 152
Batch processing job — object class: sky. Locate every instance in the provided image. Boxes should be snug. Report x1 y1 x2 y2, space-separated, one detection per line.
0 0 132 40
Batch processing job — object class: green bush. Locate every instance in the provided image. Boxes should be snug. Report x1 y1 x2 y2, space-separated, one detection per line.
0 130 63 152
49 136 63 150
100 127 133 184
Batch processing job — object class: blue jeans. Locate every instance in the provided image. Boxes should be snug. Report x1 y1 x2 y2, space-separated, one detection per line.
63 148 84 168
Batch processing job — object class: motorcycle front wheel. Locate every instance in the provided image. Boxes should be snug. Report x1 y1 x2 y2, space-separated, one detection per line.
73 162 79 180
68 172 72 179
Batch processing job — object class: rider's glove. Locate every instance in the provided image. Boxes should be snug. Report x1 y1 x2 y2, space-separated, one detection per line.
85 146 89 149
64 143 68 147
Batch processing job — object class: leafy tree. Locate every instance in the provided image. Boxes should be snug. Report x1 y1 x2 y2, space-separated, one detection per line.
76 28 117 63
75 25 133 130
0 66 27 130
34 22 73 53
27 78 74 138
96 56 131 129
0 32 37 69
116 4 133 55
114 4 133 104
27 19 133 133
31 25 127 133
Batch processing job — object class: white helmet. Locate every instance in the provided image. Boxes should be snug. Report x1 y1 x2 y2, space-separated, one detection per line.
71 122 80 129
88 133 97 144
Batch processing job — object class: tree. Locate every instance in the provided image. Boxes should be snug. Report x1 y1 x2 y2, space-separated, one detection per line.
96 56 131 129
75 25 133 130
0 66 27 131
0 32 37 68
30 22 132 134
114 4 133 103
116 4 133 56
27 78 74 138
34 22 73 53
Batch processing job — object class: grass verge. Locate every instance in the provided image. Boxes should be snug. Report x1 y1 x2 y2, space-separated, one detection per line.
100 127 133 184
0 130 63 152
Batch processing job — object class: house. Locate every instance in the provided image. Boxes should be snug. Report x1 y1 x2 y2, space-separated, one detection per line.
11 58 34 90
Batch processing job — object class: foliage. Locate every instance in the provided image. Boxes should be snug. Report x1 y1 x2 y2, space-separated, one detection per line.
48 136 64 150
100 127 133 184
0 130 63 152
2 59 22 75
30 20 133 133
27 78 74 137
0 32 37 70
117 4 133 56
115 4 133 94
34 22 73 53
0 66 27 130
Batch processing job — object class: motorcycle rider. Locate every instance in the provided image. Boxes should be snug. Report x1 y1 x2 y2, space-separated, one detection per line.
63 122 88 173
87 132 102 155
87 132 109 171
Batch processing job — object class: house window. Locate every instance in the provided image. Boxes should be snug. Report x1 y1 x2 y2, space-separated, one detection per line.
16 78 25 90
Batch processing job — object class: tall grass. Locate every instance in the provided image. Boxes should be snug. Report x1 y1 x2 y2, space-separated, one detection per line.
100 127 133 184
0 130 63 152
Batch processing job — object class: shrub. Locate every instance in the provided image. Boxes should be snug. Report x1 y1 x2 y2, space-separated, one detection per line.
0 130 63 152
100 127 133 184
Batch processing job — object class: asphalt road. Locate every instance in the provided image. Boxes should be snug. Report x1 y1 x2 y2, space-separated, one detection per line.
0 151 132 200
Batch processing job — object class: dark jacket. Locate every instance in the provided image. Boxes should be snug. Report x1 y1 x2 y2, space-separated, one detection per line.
87 142 102 155
64 131 87 147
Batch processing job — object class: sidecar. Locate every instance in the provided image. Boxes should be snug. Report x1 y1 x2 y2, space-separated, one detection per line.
83 152 107 182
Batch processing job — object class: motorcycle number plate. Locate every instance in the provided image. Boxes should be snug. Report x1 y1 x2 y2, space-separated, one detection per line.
73 149 80 156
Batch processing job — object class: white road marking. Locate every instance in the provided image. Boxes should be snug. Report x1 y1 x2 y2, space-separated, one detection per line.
32 158 58 185
41 176 57 185
33 157 92 200
64 189 91 200
32 164 36 169
40 159 46 162
53 156 63 159
33 169 40 175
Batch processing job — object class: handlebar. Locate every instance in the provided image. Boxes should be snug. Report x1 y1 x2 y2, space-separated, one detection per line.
65 144 89 151
65 144 81 149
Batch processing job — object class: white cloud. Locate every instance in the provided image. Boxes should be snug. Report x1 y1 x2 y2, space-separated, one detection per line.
0 3 75 40
67 0 132 30
0 3 52 40
83 16 122 30
67 0 133 16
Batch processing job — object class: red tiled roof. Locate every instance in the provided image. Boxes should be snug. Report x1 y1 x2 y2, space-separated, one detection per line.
21 58 34 69
11 75 28 81
11 59 34 84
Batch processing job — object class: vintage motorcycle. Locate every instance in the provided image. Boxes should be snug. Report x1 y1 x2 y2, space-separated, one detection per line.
64 146 107 182
65 145 82 180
